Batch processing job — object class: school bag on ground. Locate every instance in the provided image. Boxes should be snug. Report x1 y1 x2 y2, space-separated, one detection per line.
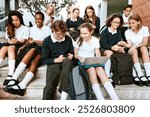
110 53 133 85
68 65 91 100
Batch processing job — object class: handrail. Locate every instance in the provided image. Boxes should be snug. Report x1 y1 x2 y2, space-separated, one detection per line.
0 11 5 15
0 16 8 23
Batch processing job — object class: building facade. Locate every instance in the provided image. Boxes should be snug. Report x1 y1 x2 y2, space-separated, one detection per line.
132 0 150 28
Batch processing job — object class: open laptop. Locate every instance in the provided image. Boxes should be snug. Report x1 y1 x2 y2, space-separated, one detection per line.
83 56 109 65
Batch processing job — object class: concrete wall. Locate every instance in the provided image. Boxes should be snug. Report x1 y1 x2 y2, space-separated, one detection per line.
132 0 150 28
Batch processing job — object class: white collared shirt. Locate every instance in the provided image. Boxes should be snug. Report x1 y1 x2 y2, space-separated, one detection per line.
73 36 100 57
123 14 130 27
125 26 149 45
5 25 29 41
70 17 77 22
108 27 117 35
30 25 51 41
51 33 65 43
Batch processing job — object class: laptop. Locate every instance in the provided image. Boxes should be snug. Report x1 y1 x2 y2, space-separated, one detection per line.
83 56 109 65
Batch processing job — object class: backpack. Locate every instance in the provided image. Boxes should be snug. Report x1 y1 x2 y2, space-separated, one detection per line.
110 53 133 85
68 65 91 100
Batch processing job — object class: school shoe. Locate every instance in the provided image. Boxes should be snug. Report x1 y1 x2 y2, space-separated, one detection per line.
4 85 26 96
3 78 19 86
139 76 150 86
133 76 143 87
146 76 150 84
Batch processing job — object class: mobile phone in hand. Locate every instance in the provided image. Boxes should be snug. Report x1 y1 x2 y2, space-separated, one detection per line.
8 36 14 39
63 55 68 57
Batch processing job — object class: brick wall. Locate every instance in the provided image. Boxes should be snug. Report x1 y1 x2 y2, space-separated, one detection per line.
132 0 150 27
132 0 150 46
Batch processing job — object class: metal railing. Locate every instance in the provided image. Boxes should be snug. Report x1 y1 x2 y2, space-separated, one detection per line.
0 10 7 31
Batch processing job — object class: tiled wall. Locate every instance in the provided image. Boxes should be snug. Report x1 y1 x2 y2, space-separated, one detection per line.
132 0 150 28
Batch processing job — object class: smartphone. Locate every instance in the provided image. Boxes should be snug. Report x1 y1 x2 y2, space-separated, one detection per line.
63 55 68 57
8 36 14 39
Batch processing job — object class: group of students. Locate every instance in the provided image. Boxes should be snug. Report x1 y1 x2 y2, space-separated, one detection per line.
0 3 149 100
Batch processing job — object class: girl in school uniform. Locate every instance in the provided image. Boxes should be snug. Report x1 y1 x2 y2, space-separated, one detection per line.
83 5 100 37
74 23 119 100
4 12 51 96
122 13 150 86
66 7 83 40
100 13 124 87
0 10 29 86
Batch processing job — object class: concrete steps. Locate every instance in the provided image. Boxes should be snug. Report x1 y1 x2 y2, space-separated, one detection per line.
0 64 150 100
0 65 47 100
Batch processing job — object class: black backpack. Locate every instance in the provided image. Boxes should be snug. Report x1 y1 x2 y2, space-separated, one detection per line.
68 65 91 100
110 53 133 85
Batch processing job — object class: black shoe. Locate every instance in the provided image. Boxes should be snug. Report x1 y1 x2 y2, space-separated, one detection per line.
3 75 13 85
133 76 143 86
4 79 19 87
134 80 143 86
4 85 25 96
139 76 150 86
146 76 150 83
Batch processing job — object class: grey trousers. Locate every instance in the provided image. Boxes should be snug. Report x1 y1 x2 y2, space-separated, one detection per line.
42 58 73 100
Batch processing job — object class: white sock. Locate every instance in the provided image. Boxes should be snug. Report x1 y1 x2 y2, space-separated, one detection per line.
8 62 27 85
18 71 34 89
134 63 144 77
103 81 119 100
144 63 150 78
92 83 105 100
132 68 139 81
0 58 3 64
60 91 68 100
8 59 15 76
104 59 111 77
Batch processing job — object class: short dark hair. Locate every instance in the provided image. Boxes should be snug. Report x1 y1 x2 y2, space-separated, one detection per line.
123 4 132 10
35 11 45 21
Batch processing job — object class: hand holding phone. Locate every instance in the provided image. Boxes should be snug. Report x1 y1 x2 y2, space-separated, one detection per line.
8 36 14 40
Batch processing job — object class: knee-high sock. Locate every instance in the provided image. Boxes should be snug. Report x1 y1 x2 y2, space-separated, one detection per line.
92 83 105 100
144 63 150 78
60 91 68 100
12 62 27 80
8 62 27 85
18 71 34 89
104 59 111 78
103 81 119 100
8 59 15 76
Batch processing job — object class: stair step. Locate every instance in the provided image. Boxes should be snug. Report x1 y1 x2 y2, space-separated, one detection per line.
0 63 150 100
101 84 150 100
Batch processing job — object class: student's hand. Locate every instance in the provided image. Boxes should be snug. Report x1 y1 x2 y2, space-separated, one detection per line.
54 55 65 63
69 28 75 32
67 53 73 60
118 47 125 53
91 24 96 29
117 41 126 46
111 45 120 51
8 38 17 44
28 37 33 44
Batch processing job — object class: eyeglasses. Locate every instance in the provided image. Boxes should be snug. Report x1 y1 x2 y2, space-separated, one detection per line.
112 21 120 24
